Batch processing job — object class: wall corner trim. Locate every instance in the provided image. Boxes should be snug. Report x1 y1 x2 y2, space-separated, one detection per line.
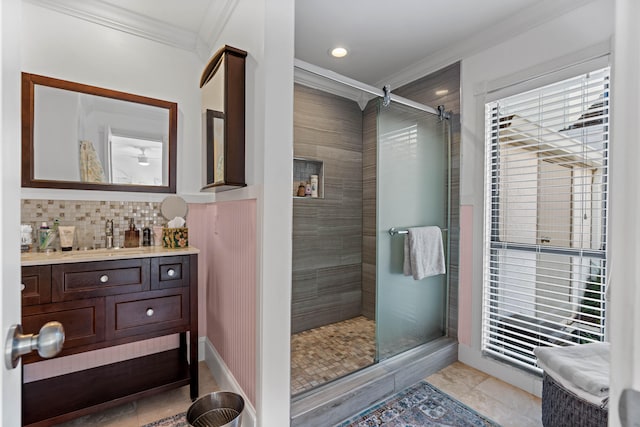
204 338 257 427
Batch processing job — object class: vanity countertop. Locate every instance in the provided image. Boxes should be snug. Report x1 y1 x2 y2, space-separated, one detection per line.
21 246 200 266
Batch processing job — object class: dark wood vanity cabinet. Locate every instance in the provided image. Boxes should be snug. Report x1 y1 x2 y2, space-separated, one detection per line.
20 253 198 427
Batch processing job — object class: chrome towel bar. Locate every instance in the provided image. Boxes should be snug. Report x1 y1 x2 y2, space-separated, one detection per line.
388 227 448 236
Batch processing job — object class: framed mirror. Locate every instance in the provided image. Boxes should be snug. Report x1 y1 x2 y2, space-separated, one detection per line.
22 73 177 193
200 45 247 192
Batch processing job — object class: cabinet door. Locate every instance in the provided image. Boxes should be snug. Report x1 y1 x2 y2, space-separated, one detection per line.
151 255 189 289
52 258 150 301
22 298 106 363
21 265 52 306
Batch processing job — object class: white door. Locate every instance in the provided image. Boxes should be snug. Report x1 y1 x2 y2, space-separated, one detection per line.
535 161 573 322
1 0 24 425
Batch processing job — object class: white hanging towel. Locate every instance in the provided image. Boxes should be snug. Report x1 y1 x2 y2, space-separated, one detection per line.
403 226 446 280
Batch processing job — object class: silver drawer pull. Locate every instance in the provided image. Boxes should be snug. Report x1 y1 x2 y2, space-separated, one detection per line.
167 268 176 277
100 275 109 283
21 284 25 292
146 308 154 317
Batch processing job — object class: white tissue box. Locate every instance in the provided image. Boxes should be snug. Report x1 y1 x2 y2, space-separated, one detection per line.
162 227 188 248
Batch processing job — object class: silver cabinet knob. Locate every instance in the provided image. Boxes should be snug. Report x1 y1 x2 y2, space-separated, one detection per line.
100 275 109 283
21 283 25 291
146 308 154 317
167 268 176 277
5 321 65 369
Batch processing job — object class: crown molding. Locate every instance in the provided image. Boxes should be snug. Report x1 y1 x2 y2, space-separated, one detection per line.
197 0 240 61
24 0 238 59
294 62 375 110
25 0 199 51
377 0 601 90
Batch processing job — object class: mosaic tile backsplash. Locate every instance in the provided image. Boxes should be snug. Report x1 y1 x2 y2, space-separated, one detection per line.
21 199 166 250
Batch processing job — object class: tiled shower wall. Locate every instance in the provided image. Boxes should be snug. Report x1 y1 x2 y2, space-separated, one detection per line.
292 84 363 334
362 62 461 337
21 199 165 250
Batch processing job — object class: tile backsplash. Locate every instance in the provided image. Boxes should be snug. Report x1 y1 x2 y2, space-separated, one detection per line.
21 199 166 250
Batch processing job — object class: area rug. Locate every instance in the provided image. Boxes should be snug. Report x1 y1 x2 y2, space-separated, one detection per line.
142 412 188 427
335 381 500 426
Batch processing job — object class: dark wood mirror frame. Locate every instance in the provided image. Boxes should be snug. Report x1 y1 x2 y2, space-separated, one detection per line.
200 45 247 192
22 72 178 193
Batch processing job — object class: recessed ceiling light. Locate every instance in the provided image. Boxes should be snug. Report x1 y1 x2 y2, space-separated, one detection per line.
330 47 348 58
435 89 449 96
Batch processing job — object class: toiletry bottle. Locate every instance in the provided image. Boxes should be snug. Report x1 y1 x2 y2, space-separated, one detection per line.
142 224 151 247
124 218 140 248
310 175 319 198
305 182 312 196
38 222 50 252
297 182 306 197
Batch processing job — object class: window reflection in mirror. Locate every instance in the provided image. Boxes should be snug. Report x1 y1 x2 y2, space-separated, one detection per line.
22 73 177 193
109 133 165 186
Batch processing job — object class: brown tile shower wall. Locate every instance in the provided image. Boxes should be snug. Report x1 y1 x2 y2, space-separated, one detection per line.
361 62 461 338
21 199 164 249
292 84 363 334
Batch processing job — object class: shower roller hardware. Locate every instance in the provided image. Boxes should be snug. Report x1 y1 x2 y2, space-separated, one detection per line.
388 227 449 236
294 59 450 120
382 85 391 107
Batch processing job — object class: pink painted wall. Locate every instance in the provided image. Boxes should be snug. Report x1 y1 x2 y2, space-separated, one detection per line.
189 199 257 406
458 205 473 346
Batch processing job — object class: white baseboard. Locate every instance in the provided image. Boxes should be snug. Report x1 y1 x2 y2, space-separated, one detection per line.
199 336 206 362
203 338 257 427
458 343 543 397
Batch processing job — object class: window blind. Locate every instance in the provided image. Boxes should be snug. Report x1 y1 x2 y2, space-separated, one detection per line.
483 67 610 372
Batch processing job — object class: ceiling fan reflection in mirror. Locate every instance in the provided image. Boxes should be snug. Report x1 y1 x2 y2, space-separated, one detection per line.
109 137 165 186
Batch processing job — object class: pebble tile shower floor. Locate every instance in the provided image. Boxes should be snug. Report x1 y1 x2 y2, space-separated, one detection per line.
290 316 376 395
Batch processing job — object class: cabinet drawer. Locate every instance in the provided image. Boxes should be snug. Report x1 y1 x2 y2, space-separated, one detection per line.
106 288 189 340
52 258 150 301
151 256 189 289
21 265 52 306
22 298 105 363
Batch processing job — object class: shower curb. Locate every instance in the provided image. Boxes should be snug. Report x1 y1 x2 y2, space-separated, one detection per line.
290 337 458 427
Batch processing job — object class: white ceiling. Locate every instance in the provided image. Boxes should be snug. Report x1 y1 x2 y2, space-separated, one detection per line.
32 0 598 88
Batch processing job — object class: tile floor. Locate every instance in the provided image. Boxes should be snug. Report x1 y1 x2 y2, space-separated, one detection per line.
52 361 219 427
290 316 376 395
427 362 542 427
50 339 542 427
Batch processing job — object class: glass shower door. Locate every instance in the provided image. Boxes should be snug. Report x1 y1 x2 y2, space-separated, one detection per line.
376 102 449 361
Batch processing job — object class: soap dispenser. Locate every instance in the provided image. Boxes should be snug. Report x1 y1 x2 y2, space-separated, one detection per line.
124 218 140 248
142 224 151 247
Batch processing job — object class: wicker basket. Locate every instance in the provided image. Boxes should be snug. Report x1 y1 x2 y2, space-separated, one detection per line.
542 372 608 427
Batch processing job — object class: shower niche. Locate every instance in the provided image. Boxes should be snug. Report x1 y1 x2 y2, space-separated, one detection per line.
292 157 323 198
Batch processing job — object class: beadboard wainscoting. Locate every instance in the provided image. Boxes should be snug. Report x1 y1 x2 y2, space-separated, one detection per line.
188 200 257 407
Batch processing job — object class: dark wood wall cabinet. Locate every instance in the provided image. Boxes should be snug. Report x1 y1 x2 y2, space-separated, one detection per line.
200 45 247 192
20 252 198 427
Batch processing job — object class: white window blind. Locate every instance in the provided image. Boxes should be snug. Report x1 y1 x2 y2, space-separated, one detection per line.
483 67 610 372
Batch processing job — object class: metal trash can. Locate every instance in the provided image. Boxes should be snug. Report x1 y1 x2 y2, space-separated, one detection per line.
187 391 244 427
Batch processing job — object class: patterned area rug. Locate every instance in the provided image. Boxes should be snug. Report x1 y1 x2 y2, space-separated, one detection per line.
142 412 188 427
336 381 500 427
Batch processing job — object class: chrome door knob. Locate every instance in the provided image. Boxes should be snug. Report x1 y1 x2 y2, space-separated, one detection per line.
100 275 109 283
146 308 154 317
167 268 176 277
5 321 65 369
